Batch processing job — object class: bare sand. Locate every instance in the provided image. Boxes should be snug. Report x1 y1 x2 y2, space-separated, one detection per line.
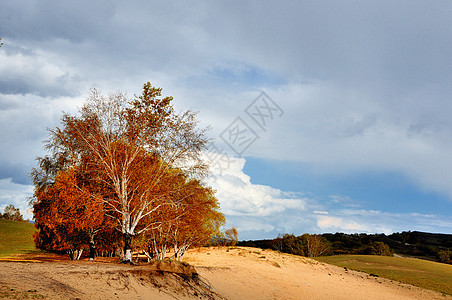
186 247 451 300
0 247 450 299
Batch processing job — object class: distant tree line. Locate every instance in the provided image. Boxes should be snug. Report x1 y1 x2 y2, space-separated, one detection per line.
239 233 333 257
239 231 452 263
1 204 24 222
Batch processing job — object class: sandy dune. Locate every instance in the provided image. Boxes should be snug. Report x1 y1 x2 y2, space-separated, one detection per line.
0 247 450 299
186 247 450 300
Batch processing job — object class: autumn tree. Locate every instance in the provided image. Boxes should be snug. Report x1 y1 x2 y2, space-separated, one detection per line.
270 233 331 257
271 234 305 256
224 227 239 246
303 234 331 257
2 205 23 221
437 249 451 263
32 167 112 260
145 174 224 261
360 241 391 256
40 82 211 262
166 179 224 261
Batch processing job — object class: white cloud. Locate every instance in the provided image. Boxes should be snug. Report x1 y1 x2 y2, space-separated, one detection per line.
313 211 329 215
316 215 382 234
207 156 307 218
316 209 452 235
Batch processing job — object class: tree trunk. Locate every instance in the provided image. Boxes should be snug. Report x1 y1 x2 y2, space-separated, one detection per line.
77 249 83 260
153 239 160 260
123 232 133 262
173 243 178 260
160 244 167 260
89 242 96 261
68 249 83 260
178 245 189 262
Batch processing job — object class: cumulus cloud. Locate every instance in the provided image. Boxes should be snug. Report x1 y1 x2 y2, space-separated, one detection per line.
205 156 312 239
207 157 308 217
316 215 389 234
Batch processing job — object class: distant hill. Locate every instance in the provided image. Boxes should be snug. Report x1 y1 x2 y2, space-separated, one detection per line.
322 231 452 259
0 218 36 257
238 231 452 262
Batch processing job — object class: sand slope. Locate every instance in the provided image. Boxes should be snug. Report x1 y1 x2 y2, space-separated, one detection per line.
184 247 450 300
0 247 450 299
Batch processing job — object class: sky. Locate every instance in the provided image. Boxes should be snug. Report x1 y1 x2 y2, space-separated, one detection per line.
1 1 452 240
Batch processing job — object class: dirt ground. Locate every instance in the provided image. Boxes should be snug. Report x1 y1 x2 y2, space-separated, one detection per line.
0 247 450 299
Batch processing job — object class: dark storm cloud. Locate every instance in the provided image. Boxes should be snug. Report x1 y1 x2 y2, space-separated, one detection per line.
0 73 80 98
0 0 116 42
198 1 452 87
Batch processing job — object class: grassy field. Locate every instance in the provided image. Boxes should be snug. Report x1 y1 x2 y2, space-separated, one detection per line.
0 218 37 258
315 254 452 295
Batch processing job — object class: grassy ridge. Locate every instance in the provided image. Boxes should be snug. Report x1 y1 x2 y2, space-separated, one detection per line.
0 218 36 257
315 255 452 295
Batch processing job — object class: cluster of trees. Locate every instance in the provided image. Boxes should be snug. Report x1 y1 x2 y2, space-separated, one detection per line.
322 233 392 256
388 231 452 263
240 231 452 263
240 233 391 257
265 232 415 257
268 234 332 257
1 204 24 222
210 227 239 247
30 83 225 262
239 234 333 257
437 249 452 263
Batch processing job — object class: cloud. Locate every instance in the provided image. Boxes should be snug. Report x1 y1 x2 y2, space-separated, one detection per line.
316 209 452 235
313 211 328 215
205 155 313 239
207 157 307 218
0 92 85 184
316 215 388 234
0 0 116 42
0 178 34 220
207 155 452 239
0 47 82 97
240 81 452 202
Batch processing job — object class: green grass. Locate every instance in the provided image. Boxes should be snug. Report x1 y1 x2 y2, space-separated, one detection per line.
315 255 452 295
0 218 37 258
0 286 45 299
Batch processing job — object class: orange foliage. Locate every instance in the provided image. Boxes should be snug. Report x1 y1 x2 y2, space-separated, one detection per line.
33 167 114 260
147 175 225 261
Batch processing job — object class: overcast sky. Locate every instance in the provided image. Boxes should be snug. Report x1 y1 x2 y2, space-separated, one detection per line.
1 1 452 240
